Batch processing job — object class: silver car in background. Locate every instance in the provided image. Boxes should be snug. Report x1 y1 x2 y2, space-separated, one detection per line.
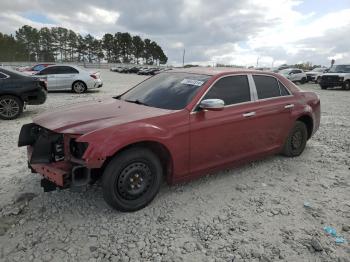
34 65 103 93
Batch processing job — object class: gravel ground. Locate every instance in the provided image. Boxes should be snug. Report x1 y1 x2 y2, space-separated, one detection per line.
0 69 349 262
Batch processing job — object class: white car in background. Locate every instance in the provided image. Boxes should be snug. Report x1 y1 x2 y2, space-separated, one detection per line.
279 68 307 84
306 67 329 83
34 65 103 93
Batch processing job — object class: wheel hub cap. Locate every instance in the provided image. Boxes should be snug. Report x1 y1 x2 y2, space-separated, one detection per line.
117 162 153 200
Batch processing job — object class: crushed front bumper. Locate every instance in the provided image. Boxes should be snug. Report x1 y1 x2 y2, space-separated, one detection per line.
19 123 91 188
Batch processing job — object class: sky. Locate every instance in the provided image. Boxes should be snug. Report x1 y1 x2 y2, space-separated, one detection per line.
0 0 350 67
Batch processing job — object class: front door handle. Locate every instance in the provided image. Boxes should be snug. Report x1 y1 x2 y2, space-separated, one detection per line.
284 104 294 109
243 112 256 117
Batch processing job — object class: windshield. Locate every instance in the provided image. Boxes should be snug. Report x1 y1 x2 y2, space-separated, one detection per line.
312 68 325 72
120 72 210 110
329 65 350 73
279 69 292 75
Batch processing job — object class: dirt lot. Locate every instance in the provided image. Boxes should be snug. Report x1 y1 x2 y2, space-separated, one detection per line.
0 69 349 262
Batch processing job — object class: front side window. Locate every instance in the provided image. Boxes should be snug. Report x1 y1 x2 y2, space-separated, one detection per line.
254 75 281 99
203 75 251 106
120 72 210 110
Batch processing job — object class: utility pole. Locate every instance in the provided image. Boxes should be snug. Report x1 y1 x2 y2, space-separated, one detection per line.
256 56 260 68
182 48 185 67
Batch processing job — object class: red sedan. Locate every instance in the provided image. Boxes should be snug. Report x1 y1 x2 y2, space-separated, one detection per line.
18 68 320 211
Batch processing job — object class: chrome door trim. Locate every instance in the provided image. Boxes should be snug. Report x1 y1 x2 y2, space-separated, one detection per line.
284 104 295 109
242 111 256 117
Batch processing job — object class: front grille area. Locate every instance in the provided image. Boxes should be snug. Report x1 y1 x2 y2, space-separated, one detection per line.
322 75 340 82
18 124 65 164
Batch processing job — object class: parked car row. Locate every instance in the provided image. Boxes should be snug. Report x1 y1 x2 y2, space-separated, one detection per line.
110 66 170 75
0 64 104 120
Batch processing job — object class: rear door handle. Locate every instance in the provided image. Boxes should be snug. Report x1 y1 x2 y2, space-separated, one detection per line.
284 104 294 109
243 112 256 117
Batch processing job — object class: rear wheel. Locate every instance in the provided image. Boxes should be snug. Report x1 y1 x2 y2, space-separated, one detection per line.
281 121 308 157
0 95 23 120
300 77 306 84
102 147 163 212
320 85 328 90
72 81 87 93
343 81 350 90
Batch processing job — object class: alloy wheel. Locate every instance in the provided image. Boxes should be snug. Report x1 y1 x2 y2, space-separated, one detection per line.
0 97 20 119
73 82 86 93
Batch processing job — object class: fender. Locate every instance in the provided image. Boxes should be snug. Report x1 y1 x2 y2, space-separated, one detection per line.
76 110 191 179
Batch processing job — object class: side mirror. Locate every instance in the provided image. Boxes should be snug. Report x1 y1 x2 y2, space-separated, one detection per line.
199 99 225 111
289 72 294 75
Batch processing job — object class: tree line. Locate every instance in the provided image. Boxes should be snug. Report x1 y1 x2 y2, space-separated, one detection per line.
0 25 168 65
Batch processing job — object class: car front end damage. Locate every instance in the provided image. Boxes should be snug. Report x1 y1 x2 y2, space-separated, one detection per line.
18 123 94 191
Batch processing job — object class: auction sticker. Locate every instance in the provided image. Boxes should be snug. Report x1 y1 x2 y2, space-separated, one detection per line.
181 79 204 86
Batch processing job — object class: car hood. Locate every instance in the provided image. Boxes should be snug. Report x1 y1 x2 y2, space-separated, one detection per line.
34 98 174 134
323 73 349 77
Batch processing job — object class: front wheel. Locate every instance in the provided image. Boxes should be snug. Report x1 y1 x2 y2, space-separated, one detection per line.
0 95 23 120
281 121 308 157
102 147 163 212
342 81 350 90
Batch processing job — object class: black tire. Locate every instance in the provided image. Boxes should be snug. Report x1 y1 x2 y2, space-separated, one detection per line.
300 77 306 84
102 147 163 212
281 121 308 157
342 81 350 90
0 95 23 120
320 85 328 90
72 81 87 93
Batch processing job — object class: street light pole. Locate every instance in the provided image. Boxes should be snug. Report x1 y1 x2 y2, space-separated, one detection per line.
182 49 185 67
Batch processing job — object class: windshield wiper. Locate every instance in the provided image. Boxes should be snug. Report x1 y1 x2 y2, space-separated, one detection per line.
124 99 149 106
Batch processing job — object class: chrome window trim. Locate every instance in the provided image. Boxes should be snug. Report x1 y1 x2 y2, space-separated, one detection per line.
190 73 255 113
0 72 10 79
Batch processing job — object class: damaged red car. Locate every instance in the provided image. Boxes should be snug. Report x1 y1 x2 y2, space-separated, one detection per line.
18 68 320 211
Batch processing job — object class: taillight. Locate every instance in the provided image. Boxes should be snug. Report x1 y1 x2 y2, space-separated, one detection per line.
90 74 97 79
39 80 47 91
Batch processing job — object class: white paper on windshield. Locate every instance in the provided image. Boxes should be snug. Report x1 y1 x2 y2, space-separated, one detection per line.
181 79 204 86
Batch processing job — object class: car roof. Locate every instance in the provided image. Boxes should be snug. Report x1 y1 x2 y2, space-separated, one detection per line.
0 67 31 78
166 67 280 77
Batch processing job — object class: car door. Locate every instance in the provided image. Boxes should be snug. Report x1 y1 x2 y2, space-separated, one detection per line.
189 74 261 174
38 67 59 90
250 75 295 150
55 66 79 90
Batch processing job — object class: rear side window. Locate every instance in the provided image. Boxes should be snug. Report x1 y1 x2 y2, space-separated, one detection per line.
253 75 281 99
40 67 60 75
279 81 291 96
203 75 251 105
58 66 79 74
